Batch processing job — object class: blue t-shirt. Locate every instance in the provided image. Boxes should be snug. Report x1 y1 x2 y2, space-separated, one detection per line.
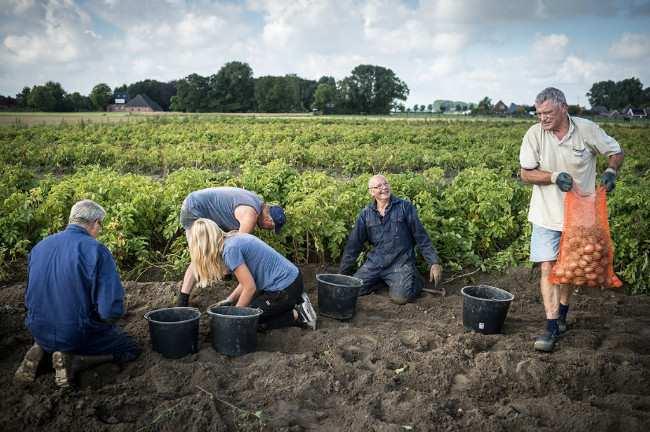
222 234 298 292
181 187 263 231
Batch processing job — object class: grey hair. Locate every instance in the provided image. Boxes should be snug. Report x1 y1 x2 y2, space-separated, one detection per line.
535 87 567 107
69 199 106 226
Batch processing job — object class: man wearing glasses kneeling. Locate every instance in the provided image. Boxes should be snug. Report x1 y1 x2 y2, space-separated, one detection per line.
339 175 443 304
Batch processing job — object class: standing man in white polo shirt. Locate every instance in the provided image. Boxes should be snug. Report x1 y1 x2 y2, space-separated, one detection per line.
519 87 624 352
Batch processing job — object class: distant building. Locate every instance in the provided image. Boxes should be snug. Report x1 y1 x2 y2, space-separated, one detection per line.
625 108 647 119
107 94 162 112
591 105 609 115
113 92 128 105
493 100 508 114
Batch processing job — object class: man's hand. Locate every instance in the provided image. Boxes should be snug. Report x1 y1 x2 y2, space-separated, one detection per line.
601 168 617 193
552 172 573 192
215 298 234 307
429 264 443 288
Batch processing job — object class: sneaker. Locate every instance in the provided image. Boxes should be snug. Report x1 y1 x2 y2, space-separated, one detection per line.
14 343 44 383
296 293 317 330
52 351 73 388
533 332 559 352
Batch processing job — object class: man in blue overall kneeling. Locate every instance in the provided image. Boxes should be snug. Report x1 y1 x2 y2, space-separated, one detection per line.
15 199 141 387
339 175 443 304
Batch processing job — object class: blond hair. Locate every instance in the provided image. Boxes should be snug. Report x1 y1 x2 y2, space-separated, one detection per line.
187 218 235 287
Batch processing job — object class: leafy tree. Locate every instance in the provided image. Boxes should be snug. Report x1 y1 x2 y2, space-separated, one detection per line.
170 74 210 112
413 104 419 112
284 74 318 111
317 76 336 87
65 92 92 112
313 82 338 113
476 96 493 113
419 104 425 112
337 64 409 114
26 81 66 111
426 104 433 112
587 77 644 110
209 61 255 112
455 103 462 112
90 83 113 111
255 76 299 112
16 87 31 109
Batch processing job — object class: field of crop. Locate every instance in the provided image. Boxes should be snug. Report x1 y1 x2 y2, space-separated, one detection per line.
1 116 649 293
2 115 650 432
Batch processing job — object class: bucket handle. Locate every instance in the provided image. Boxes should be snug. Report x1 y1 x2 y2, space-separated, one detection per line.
144 306 201 322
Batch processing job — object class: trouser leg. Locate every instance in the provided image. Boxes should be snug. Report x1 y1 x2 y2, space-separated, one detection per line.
382 261 423 305
250 272 303 330
353 263 383 296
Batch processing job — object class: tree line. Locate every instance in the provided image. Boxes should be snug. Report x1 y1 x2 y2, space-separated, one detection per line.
0 62 409 115
587 77 650 111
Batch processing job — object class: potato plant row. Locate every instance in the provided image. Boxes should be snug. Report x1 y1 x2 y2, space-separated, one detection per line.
1 118 649 294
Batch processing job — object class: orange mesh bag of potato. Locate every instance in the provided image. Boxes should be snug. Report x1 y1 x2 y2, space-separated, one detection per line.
549 186 622 288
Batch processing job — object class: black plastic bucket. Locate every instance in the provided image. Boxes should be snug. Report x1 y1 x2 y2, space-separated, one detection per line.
144 307 201 359
461 285 514 334
316 274 363 320
207 305 263 357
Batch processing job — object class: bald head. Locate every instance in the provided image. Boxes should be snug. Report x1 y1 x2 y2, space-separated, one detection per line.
368 174 388 189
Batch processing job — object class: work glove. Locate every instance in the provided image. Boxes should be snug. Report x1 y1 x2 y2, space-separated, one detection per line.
215 298 234 307
176 292 189 307
551 172 573 192
601 168 617 193
429 264 443 288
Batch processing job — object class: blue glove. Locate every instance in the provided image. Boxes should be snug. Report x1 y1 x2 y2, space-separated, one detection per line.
601 168 616 193
553 172 573 192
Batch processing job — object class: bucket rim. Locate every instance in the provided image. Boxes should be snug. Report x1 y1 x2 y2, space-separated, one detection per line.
144 306 201 324
316 273 363 288
461 284 514 302
206 304 263 318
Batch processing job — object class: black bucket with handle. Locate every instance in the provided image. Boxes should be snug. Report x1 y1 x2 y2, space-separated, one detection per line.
461 285 514 334
207 305 263 356
316 274 363 320
144 307 201 359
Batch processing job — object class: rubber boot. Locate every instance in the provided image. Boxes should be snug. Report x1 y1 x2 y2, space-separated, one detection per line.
53 352 114 388
14 343 44 383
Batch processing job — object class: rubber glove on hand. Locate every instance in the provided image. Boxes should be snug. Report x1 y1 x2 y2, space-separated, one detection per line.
552 172 573 192
176 292 189 307
429 264 443 288
601 168 617 193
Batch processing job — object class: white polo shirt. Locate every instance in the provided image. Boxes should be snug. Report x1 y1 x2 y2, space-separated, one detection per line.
519 116 622 231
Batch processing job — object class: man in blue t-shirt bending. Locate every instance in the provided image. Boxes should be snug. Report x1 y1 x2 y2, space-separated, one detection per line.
15 200 141 387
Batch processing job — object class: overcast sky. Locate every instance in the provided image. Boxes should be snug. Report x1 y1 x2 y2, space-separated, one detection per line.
1 0 649 107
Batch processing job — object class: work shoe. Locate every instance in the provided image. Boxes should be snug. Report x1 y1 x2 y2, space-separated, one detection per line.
14 343 44 383
558 316 569 334
52 351 74 388
534 332 559 352
296 293 317 330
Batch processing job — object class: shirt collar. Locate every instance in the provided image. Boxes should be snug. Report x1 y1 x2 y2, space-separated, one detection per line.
66 224 91 236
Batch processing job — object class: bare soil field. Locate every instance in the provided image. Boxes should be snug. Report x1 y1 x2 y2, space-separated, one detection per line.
1 265 649 432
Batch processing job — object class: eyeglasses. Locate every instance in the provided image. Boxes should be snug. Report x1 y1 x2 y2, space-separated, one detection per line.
95 219 103 228
369 183 390 190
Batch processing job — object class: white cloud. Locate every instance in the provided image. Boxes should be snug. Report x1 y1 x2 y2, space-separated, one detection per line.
609 33 650 60
532 33 569 59
0 0 648 108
